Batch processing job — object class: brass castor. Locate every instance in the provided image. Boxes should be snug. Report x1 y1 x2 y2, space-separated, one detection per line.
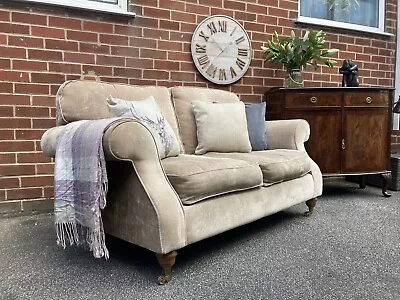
305 198 318 217
155 251 177 285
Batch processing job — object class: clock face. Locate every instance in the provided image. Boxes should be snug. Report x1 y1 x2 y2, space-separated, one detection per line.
191 15 252 85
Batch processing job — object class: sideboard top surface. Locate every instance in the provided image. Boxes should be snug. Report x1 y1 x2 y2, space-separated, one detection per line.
266 87 395 94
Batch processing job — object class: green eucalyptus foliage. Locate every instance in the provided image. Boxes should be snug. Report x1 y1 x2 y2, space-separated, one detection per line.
261 30 339 73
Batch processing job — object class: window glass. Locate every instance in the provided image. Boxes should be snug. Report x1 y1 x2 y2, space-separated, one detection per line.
300 0 381 29
19 0 132 15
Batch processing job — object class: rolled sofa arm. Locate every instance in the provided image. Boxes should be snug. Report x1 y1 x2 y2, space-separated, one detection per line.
265 119 310 151
41 120 186 254
41 126 65 158
265 119 322 197
102 120 186 253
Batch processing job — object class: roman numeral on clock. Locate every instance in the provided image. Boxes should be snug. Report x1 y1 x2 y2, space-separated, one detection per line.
230 66 237 78
235 35 245 45
219 69 227 81
197 55 209 67
230 26 237 36
238 48 248 57
236 58 246 70
206 64 217 78
207 21 217 35
199 30 209 42
218 20 227 33
195 44 207 54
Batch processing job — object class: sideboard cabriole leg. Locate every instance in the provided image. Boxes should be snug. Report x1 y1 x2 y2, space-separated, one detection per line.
359 175 367 189
155 250 178 285
305 198 318 217
381 172 392 197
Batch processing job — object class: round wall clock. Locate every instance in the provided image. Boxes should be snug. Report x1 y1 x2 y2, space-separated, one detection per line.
191 15 252 85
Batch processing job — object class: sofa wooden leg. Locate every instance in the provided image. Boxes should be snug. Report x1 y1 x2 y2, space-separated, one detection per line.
155 250 177 285
305 198 318 216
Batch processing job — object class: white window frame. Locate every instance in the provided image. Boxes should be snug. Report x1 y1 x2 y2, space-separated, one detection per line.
17 0 135 16
297 0 387 35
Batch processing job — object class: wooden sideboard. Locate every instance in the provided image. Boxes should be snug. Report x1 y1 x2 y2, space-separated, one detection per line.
265 87 394 196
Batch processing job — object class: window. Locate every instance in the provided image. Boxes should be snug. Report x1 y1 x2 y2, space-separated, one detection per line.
298 0 385 34
18 0 135 16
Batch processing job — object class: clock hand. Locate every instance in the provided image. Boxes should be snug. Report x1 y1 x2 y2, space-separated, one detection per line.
220 40 233 54
210 36 224 52
208 42 232 67
207 38 237 68
210 40 233 65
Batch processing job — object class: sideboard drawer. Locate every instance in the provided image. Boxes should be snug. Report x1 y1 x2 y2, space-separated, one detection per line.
285 93 341 108
344 93 389 107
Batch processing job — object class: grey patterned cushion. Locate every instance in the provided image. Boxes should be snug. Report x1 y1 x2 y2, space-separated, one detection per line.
107 96 180 159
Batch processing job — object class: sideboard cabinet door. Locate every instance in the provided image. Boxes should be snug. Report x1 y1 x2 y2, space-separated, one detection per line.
342 91 391 173
285 110 342 174
343 109 389 173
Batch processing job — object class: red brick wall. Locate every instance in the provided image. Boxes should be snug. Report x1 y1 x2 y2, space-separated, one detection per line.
0 0 397 213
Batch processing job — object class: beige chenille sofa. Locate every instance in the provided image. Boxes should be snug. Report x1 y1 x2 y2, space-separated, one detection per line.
41 80 323 284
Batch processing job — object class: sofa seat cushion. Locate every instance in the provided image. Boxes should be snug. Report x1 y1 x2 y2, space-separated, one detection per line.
205 150 311 185
161 154 263 205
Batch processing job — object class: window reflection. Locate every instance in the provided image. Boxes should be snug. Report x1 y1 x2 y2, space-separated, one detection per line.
300 0 379 28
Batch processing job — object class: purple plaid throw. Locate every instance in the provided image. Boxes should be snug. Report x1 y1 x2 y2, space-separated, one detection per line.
54 118 121 259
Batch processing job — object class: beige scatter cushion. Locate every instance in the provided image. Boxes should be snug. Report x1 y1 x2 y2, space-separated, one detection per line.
191 101 251 155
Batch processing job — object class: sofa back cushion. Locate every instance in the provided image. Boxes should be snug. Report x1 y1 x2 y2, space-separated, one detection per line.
56 80 183 151
170 86 240 154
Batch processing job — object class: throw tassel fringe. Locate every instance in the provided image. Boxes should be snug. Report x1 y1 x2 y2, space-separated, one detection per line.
56 222 79 248
56 222 109 259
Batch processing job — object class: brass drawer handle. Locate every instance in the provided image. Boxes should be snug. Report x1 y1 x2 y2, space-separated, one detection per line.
310 96 317 104
365 96 372 104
